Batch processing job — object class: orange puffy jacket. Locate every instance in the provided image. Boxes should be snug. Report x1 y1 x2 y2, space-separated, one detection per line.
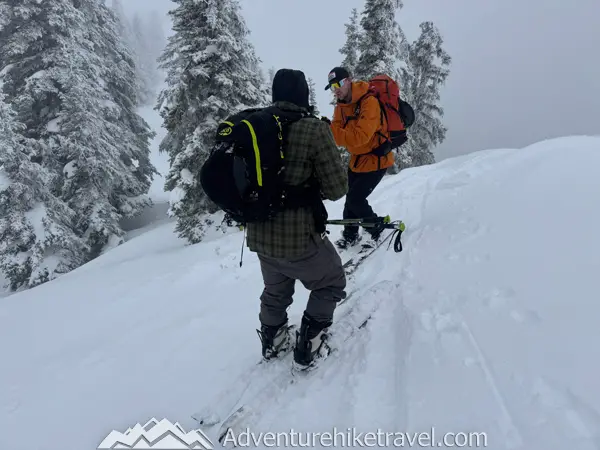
330 81 394 173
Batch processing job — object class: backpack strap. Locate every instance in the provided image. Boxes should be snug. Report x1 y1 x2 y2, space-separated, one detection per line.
341 91 374 128
342 90 387 137
267 106 311 155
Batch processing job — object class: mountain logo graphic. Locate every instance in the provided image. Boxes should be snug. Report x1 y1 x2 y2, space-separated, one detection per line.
97 418 214 449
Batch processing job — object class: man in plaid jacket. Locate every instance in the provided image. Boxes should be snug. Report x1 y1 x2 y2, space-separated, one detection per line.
246 68 348 368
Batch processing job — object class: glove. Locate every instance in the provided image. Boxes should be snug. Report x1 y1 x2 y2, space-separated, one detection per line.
320 116 331 125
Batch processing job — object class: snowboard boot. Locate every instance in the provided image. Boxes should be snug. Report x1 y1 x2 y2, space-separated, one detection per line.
256 320 293 361
335 234 362 250
293 313 332 369
361 218 386 250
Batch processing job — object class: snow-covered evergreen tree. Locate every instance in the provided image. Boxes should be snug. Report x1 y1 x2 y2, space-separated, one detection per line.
0 92 86 290
0 0 93 288
308 77 320 116
0 0 157 282
56 0 156 258
156 0 269 244
0 0 73 143
399 21 451 168
111 0 143 100
93 4 157 200
339 8 361 76
354 0 405 81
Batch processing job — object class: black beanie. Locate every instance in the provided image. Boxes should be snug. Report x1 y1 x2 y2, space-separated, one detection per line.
272 69 310 109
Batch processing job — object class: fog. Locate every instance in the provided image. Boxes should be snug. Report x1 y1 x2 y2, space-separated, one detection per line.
122 0 600 160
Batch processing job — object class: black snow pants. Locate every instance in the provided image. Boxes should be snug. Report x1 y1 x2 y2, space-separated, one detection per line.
342 167 387 240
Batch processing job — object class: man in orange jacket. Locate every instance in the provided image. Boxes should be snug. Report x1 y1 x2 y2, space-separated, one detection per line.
325 67 393 249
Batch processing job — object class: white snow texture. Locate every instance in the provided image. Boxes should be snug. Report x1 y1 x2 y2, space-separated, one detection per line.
1 135 600 450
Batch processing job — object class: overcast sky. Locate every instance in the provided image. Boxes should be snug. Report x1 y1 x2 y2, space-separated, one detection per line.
122 0 600 161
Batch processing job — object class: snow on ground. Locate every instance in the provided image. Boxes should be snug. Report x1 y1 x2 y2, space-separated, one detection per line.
1 136 599 450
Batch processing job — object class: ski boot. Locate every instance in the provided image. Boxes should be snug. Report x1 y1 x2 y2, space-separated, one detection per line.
292 314 332 370
256 320 293 361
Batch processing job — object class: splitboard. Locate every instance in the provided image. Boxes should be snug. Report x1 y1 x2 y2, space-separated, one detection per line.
192 280 399 447
342 228 398 277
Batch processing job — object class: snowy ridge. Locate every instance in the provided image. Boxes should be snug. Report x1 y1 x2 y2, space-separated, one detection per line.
1 136 599 450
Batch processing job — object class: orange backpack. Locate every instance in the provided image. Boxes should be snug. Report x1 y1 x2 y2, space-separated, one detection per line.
363 74 415 153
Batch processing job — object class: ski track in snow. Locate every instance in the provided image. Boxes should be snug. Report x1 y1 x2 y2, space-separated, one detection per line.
458 314 524 449
420 160 524 448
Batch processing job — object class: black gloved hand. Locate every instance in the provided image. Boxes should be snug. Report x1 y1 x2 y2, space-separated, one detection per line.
320 116 331 125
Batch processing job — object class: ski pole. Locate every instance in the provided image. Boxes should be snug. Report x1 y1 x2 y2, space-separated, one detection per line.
325 216 406 252
325 215 405 230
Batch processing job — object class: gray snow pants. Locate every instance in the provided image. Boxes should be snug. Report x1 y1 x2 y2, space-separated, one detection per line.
257 232 347 327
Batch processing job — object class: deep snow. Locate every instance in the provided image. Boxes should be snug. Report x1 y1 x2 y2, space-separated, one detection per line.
1 136 599 450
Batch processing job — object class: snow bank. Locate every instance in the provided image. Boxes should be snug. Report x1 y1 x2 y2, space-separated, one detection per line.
1 136 599 450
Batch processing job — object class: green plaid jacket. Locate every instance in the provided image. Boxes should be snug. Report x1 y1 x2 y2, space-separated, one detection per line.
246 101 348 259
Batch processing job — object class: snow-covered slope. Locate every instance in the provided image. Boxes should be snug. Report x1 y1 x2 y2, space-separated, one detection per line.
1 136 599 450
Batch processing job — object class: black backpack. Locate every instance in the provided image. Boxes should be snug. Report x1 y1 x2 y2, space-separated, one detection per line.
398 99 415 129
200 105 322 225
